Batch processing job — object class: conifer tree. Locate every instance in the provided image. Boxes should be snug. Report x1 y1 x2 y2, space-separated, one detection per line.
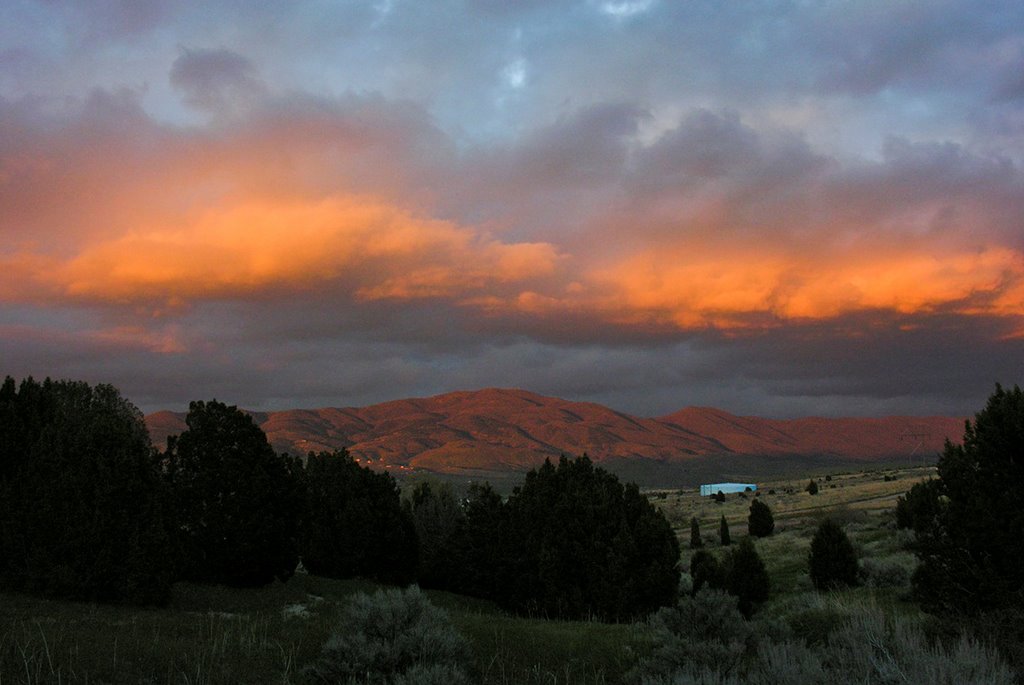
808 519 858 590
719 515 731 546
165 400 301 587
726 537 770 617
806 479 819 495
690 517 703 549
747 499 775 538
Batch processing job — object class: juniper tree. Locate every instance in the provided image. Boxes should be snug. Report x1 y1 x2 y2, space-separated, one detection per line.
808 519 858 590
690 517 703 549
720 515 731 546
747 499 775 538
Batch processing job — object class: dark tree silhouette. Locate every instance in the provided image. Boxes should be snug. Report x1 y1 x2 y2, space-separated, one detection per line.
0 377 175 604
165 400 301 587
894 479 941 531
808 519 858 590
747 499 774 538
498 455 679 621
720 515 731 546
806 479 819 495
912 384 1024 616
301 450 416 585
690 550 724 595
726 537 770 617
690 517 703 549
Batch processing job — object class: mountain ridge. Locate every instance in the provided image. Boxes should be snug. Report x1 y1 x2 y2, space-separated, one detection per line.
145 388 964 478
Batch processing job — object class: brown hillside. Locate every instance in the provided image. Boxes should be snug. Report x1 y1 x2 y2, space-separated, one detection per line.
144 388 964 477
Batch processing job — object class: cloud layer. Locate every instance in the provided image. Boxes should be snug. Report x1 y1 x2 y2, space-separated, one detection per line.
1 1 1022 416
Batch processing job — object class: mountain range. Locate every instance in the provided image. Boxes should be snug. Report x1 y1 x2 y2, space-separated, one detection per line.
145 388 963 483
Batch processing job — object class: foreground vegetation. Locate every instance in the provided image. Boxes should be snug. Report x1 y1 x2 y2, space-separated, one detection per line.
1 378 1021 682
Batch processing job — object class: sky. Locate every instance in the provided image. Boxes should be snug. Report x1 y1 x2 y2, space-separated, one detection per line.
1 0 1022 418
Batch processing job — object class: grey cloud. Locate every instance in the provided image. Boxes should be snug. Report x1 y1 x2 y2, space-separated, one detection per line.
170 47 265 113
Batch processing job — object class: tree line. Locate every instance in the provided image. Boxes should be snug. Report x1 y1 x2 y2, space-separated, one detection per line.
0 376 679 621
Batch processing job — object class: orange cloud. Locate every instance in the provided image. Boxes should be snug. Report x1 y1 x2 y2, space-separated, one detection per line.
4 196 560 306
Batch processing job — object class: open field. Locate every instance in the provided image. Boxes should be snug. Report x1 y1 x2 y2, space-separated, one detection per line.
1 464 933 684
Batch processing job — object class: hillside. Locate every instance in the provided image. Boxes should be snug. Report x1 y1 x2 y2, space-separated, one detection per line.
145 388 963 481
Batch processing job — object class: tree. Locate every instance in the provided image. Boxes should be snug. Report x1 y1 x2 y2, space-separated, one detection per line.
455 482 504 599
719 515 731 546
894 479 942 531
409 481 465 588
498 455 679 621
747 499 774 538
690 517 703 549
806 479 819 495
0 377 175 604
912 384 1024 617
301 450 416 585
690 550 724 595
165 400 301 587
726 537 770 617
808 519 858 590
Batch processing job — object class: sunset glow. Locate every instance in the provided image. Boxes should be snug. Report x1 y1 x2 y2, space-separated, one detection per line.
1 1 1021 416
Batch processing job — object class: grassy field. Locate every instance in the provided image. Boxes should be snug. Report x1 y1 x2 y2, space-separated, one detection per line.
0 464 931 684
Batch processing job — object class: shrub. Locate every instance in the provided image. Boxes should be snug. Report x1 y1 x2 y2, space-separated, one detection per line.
719 515 731 546
747 500 774 538
859 555 914 590
164 400 302 587
825 607 1014 685
806 479 818 495
301 450 417 584
498 455 679 621
306 586 470 684
627 589 754 683
690 517 703 549
808 519 858 591
725 538 770 618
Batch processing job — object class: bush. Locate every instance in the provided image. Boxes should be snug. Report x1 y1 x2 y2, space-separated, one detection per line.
808 519 858 591
859 555 914 590
826 608 1014 684
306 586 470 684
498 455 679 621
747 500 774 538
301 450 417 584
164 400 302 587
628 589 754 683
806 480 818 495
0 377 175 604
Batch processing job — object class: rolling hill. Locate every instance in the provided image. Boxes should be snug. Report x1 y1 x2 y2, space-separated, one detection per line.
145 388 963 483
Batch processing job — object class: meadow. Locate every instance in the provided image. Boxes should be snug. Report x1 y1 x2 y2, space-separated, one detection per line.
0 464 935 684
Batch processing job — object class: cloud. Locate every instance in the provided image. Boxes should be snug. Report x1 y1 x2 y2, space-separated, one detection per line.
170 47 265 114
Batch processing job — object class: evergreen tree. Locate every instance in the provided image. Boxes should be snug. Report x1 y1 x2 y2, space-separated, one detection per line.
747 499 775 538
806 479 819 495
409 481 465 589
498 455 679 621
0 377 175 604
725 537 770 618
165 400 301 587
690 517 703 549
913 385 1024 616
719 515 731 546
690 550 724 595
301 450 416 585
894 479 941 531
808 519 858 590
457 482 504 599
